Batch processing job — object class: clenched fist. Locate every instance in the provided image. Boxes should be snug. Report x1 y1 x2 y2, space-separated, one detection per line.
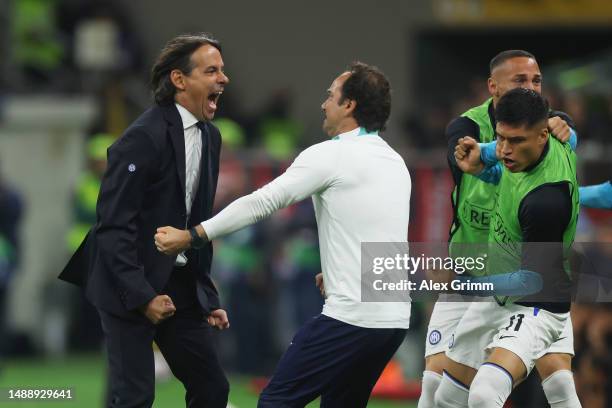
454 137 484 175
140 295 176 324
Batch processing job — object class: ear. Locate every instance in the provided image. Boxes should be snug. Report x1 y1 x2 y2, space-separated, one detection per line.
344 99 356 115
538 126 549 145
170 69 186 91
487 77 496 97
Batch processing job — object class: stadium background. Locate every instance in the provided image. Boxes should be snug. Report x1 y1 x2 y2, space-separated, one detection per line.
0 0 610 406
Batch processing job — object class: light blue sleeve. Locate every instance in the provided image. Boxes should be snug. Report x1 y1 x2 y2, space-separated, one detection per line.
579 181 612 209
568 129 577 151
472 142 501 184
454 270 543 297
479 142 498 166
475 163 502 185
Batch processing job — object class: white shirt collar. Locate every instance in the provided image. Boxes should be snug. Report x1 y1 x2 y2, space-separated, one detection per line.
333 127 379 140
175 103 199 130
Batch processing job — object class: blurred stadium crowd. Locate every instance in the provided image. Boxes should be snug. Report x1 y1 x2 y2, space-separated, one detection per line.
0 0 610 407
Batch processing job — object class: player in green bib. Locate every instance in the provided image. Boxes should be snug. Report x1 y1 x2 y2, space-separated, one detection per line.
436 89 581 408
419 50 579 408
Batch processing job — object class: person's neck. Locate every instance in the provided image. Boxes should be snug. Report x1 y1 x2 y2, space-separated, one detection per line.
332 120 359 138
175 98 202 122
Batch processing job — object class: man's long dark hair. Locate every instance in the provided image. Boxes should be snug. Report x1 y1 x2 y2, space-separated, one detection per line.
339 62 391 133
151 33 222 105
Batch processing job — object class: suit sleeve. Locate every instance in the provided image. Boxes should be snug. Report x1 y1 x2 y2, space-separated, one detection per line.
95 127 158 311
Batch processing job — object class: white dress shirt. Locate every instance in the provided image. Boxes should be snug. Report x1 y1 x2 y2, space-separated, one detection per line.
175 103 202 219
174 103 203 266
201 127 412 329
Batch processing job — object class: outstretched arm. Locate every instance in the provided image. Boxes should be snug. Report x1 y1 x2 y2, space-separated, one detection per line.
579 181 612 209
155 142 339 254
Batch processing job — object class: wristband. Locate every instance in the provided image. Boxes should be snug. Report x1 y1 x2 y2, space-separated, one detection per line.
189 227 206 249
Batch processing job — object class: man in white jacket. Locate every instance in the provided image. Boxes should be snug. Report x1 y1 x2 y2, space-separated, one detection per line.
155 61 411 407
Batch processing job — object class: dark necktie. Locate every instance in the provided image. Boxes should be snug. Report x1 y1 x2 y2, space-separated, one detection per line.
194 121 212 216
196 121 209 146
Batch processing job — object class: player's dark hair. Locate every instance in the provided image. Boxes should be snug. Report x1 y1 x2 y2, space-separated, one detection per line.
496 88 549 129
339 61 391 133
489 50 536 75
151 33 222 105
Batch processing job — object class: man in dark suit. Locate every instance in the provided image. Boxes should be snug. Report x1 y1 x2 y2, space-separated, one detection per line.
59 33 230 408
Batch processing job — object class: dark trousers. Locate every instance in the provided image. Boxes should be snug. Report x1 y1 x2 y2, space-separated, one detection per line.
258 314 407 408
99 307 229 408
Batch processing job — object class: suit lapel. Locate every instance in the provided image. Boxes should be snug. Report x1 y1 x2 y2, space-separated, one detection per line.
163 105 186 203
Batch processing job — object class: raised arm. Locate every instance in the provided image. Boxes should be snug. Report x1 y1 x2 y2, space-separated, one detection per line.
155 142 339 254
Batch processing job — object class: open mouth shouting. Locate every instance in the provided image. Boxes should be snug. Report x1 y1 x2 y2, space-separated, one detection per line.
204 90 223 119
502 157 517 171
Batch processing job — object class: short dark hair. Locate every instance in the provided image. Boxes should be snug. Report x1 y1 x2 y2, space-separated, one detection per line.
151 33 222 105
339 62 391 133
489 50 536 75
496 88 549 129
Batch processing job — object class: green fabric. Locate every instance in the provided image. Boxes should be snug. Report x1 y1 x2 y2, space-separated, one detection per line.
66 172 101 251
87 134 115 160
449 98 497 276
213 118 246 149
0 235 14 263
13 0 64 69
487 137 579 302
66 223 91 253
260 118 302 160
287 238 320 269
75 172 101 218
216 245 261 271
